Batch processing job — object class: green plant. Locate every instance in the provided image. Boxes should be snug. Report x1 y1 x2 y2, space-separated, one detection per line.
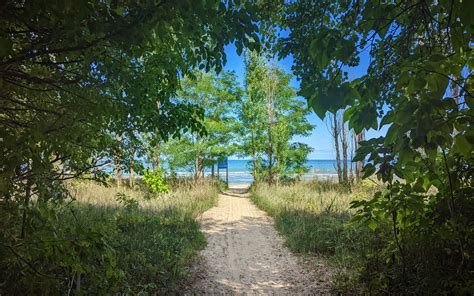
281 1 474 293
143 169 170 194
237 51 314 185
116 192 139 211
1 2 261 291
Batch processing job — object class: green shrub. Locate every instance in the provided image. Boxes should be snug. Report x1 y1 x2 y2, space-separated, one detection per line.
112 208 206 293
351 183 474 295
143 169 170 194
0 200 122 294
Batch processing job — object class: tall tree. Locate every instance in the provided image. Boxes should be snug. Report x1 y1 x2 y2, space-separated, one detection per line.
353 130 365 182
162 70 242 178
341 118 349 182
239 52 268 184
328 112 343 183
239 51 313 184
1 0 261 199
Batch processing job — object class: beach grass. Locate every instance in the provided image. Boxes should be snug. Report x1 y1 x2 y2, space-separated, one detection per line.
250 179 380 293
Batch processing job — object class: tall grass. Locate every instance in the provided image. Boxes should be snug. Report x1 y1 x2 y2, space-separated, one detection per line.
71 179 218 218
250 179 380 293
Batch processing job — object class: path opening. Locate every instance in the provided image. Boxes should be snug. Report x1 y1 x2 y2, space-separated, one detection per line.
192 190 333 295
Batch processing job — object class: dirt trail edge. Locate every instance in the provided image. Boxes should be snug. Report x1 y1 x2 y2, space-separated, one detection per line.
191 190 334 295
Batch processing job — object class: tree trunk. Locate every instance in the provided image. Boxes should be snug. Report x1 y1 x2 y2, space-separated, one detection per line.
333 113 342 183
129 144 134 188
342 119 348 183
355 131 365 182
350 130 355 180
153 101 161 171
21 163 31 238
252 157 258 185
211 161 215 177
115 134 122 189
152 143 159 172
195 133 201 179
251 130 259 186
352 131 357 181
266 66 276 185
267 128 274 184
452 76 460 135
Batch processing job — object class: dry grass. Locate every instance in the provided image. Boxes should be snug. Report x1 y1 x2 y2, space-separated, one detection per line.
58 179 220 293
253 181 357 215
70 179 219 218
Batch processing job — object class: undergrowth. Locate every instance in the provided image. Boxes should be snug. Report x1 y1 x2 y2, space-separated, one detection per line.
0 178 218 294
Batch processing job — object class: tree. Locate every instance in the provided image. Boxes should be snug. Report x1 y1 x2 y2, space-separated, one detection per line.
239 51 313 184
161 70 242 179
238 52 268 184
327 112 343 183
280 0 473 293
327 110 351 184
353 130 365 182
1 0 261 197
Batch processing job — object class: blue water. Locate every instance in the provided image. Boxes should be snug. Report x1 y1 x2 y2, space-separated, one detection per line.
174 159 348 183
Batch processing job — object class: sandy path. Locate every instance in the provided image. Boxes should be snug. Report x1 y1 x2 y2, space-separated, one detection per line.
191 191 333 295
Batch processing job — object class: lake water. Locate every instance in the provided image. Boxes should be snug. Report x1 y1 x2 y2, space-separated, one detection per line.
173 159 348 183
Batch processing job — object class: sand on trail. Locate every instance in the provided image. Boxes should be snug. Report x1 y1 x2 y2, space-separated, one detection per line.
191 189 333 295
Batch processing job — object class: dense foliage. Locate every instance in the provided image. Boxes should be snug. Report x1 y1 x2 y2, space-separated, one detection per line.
2 0 472 293
160 59 314 184
280 0 473 293
0 179 218 294
1 0 260 197
250 180 380 292
0 0 261 293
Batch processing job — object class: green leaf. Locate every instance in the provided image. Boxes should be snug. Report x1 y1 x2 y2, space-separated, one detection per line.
0 37 13 57
362 164 376 178
385 124 399 145
368 219 378 231
380 111 394 128
452 135 473 157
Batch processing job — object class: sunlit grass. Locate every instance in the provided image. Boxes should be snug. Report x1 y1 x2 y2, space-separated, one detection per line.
252 180 359 215
250 179 380 293
70 179 218 218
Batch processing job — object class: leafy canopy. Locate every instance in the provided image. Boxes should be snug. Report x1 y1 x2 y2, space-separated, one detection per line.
281 0 473 293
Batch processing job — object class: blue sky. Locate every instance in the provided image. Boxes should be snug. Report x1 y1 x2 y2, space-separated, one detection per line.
223 43 388 160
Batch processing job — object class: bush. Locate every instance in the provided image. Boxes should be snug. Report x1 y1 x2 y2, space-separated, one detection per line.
143 169 170 194
0 200 121 294
252 179 474 294
351 183 474 295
